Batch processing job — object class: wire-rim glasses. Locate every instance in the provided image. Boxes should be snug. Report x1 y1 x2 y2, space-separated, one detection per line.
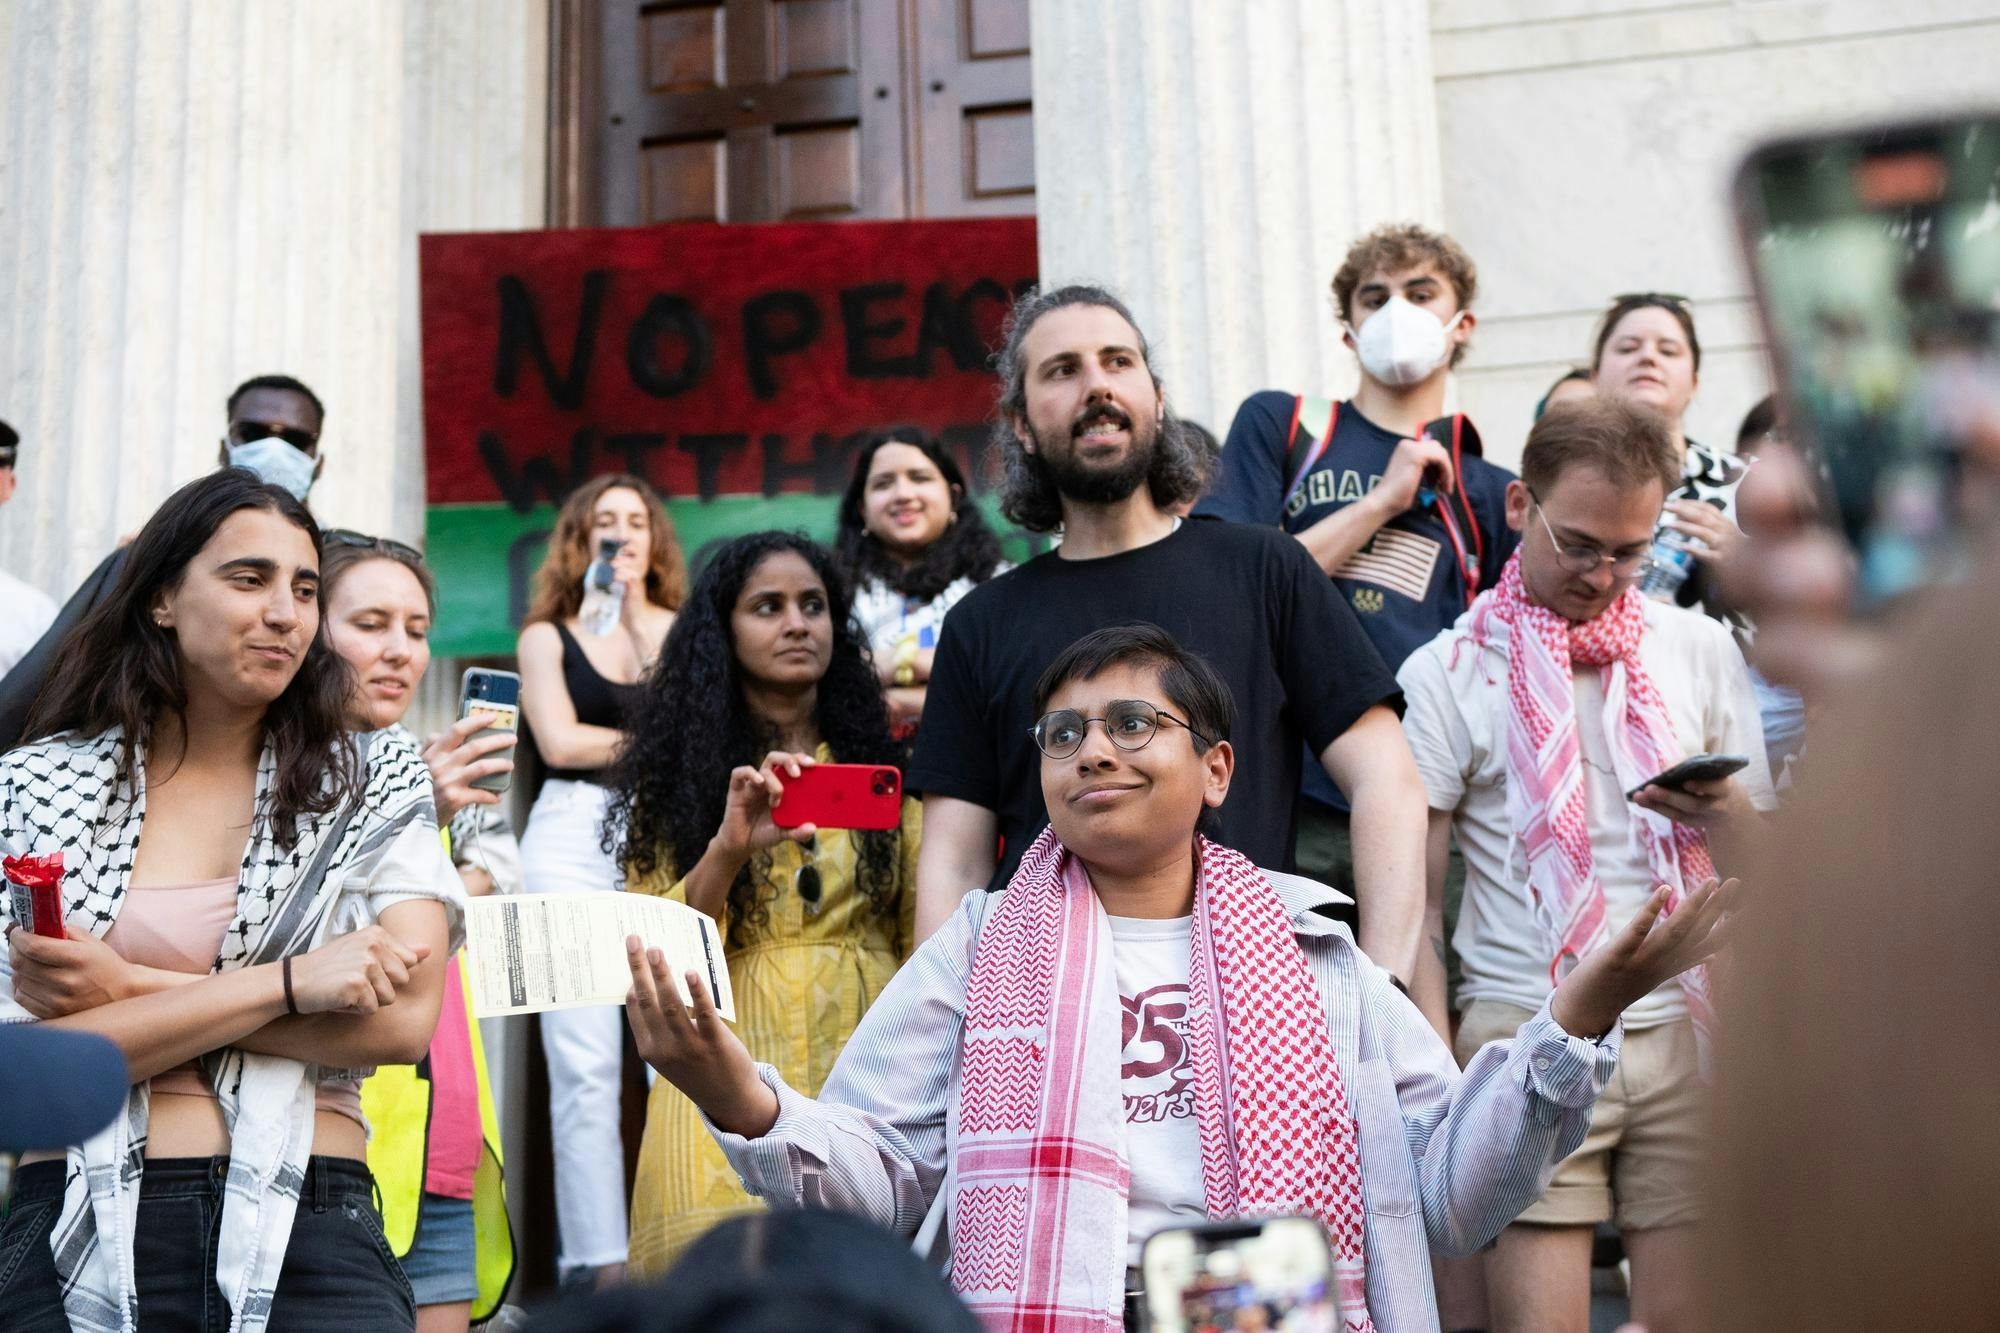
1526 489 1655 579
1030 699 1212 761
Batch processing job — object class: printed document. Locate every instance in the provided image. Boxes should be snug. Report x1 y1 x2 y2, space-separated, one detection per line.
463 892 735 1021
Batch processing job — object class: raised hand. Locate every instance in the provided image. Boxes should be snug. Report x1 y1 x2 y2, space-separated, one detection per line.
1371 434 1457 516
1550 877 1743 1039
713 751 820 858
623 935 776 1137
423 713 518 823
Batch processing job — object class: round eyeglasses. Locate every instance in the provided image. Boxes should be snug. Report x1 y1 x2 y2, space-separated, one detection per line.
1030 699 1212 761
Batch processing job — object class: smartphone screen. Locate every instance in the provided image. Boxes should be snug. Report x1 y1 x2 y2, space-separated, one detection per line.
1141 1216 1338 1333
1737 115 2000 605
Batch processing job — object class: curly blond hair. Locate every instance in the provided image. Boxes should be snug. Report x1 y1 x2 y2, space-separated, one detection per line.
1331 223 1479 368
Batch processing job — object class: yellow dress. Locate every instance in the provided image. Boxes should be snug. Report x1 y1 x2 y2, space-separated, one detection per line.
625 749 920 1276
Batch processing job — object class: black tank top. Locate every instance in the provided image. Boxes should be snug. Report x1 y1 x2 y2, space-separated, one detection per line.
548 622 646 783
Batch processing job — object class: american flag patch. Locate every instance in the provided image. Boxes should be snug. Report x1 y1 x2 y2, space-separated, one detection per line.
1335 527 1442 601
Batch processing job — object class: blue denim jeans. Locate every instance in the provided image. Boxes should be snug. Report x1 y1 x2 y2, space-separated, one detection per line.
0 1156 414 1332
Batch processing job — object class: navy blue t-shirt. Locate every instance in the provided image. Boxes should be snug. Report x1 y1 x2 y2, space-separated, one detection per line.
1195 391 1520 811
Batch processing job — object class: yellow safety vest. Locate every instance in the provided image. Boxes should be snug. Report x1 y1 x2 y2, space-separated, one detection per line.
360 836 515 1321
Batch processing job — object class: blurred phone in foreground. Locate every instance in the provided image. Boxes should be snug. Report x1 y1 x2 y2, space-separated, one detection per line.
1140 1216 1338 1333
1734 112 2000 608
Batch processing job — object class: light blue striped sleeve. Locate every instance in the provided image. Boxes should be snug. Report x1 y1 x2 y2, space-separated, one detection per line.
706 890 981 1235
1369 962 1621 1255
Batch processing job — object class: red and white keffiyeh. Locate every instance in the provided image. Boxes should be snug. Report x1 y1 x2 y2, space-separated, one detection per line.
951 828 1376 1332
1463 551 1716 1044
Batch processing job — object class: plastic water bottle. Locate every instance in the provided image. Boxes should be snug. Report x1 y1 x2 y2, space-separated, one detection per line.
1638 526 1697 602
580 537 625 635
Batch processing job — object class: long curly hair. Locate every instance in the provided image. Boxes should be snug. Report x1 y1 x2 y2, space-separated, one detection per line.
524 473 688 625
24 469 358 848
601 531 903 942
832 432 1006 603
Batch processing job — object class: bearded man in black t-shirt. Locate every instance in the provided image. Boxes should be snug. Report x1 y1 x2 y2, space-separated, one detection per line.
907 284 1432 998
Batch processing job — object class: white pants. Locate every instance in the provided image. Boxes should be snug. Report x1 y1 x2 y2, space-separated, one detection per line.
521 778 630 1272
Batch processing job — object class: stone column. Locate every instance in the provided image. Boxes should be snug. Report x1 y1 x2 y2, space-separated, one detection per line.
1028 0 1444 436
0 0 545 597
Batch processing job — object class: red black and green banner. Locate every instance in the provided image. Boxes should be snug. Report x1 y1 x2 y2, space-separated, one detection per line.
420 217 1040 657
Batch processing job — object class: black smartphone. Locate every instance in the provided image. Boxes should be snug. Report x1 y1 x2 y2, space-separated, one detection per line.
1626 752 1750 800
1140 1216 1339 1333
1733 112 2000 607
458 668 521 795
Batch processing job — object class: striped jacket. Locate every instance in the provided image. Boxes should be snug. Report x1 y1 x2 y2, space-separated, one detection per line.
711 869 1620 1333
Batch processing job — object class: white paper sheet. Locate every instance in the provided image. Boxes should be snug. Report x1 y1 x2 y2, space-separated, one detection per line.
462 892 735 1022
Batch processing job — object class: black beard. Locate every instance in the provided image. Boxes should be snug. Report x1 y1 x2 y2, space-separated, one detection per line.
1035 409 1158 506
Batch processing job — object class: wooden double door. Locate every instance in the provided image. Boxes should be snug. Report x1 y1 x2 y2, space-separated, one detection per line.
551 0 1035 225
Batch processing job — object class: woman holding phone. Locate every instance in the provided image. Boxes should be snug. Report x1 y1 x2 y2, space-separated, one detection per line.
0 470 460 1332
601 530 919 1274
516 473 685 1285
319 532 518 1333
831 433 1008 732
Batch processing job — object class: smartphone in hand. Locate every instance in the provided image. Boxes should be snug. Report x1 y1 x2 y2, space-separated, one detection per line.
1626 752 1750 800
1734 112 2000 607
458 668 522 795
771 764 902 831
1141 1215 1340 1333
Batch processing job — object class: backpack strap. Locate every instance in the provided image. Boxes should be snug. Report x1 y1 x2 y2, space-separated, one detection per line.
1422 413 1488 602
1426 414 1486 572
1280 395 1340 518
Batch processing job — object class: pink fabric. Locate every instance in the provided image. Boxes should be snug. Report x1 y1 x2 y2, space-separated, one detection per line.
102 877 367 1126
953 829 1375 1332
1463 552 1717 1043
103 876 238 973
423 956 482 1199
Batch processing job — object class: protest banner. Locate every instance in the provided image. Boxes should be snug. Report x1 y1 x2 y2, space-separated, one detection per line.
421 218 1039 655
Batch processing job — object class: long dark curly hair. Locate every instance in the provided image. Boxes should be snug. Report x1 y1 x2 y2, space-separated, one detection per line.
24 469 358 848
832 432 1006 604
601 531 903 942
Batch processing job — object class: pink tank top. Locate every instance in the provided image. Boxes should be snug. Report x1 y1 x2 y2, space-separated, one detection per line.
103 877 365 1124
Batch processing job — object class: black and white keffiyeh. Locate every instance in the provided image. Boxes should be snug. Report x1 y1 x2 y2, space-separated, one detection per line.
0 725 439 1333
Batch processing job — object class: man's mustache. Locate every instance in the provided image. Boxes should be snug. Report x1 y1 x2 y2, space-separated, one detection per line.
1072 404 1133 437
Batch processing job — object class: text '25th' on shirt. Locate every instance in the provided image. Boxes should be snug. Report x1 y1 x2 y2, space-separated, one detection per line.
1109 912 1205 1265
907 518 1400 892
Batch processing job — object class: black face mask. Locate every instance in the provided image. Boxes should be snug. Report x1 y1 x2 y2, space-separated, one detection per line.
1035 403 1159 506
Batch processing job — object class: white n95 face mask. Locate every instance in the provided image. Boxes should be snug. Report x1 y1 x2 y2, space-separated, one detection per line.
1349 296 1465 387
228 439 317 501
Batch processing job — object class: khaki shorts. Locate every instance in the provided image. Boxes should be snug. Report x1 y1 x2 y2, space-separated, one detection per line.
1453 998 1704 1232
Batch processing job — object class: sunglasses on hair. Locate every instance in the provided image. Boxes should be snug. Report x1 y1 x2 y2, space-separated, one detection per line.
233 421 319 451
1610 291 1693 310
323 529 424 562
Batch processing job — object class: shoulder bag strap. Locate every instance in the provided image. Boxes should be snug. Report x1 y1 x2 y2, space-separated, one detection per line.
1280 395 1340 518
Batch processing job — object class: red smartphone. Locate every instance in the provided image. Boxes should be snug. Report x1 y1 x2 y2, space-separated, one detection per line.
771 764 903 831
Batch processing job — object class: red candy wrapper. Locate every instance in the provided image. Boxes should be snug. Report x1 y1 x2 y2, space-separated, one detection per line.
4 852 66 939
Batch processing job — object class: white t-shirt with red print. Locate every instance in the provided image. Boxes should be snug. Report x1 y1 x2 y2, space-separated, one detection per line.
1109 912 1205 1265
